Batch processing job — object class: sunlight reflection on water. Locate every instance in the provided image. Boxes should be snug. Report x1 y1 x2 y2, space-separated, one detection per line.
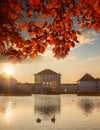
5 100 12 123
0 95 100 130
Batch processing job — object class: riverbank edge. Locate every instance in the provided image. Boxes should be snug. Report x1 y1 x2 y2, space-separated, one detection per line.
1 92 100 96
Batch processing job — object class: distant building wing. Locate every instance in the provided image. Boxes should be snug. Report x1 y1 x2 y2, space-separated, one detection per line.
78 73 96 81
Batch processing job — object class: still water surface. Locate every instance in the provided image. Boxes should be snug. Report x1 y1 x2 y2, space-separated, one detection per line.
0 94 100 130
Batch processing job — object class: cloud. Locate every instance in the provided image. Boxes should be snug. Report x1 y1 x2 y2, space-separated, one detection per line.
78 34 94 44
78 30 99 45
77 31 96 45
40 50 52 57
86 56 100 61
22 55 44 64
0 54 45 64
67 56 78 61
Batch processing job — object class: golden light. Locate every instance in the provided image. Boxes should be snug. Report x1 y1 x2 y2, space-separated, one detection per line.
50 81 58 88
4 66 14 75
5 101 13 123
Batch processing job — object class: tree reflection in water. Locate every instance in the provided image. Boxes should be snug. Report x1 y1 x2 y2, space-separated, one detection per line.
78 98 96 116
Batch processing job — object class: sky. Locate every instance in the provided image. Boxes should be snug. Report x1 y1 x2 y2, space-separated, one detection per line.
0 29 100 84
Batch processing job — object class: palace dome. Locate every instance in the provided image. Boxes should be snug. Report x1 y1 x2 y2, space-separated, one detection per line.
35 69 60 75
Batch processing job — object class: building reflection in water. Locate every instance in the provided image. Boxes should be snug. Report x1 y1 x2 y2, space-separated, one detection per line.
77 97 100 116
34 95 61 121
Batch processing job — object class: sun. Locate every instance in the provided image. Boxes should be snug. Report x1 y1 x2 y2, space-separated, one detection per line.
4 66 14 75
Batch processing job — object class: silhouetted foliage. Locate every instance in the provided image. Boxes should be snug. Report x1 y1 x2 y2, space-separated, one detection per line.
0 0 100 63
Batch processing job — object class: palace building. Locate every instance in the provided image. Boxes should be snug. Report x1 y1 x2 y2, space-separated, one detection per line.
77 73 100 93
0 69 100 94
34 69 61 88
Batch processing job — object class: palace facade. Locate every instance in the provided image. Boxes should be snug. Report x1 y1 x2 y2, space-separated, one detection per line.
34 69 61 88
77 73 100 93
0 69 100 94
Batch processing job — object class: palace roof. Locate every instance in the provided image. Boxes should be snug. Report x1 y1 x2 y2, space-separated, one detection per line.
35 69 60 75
78 73 96 81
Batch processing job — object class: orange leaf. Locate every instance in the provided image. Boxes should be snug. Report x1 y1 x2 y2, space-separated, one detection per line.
81 24 85 29
38 45 45 53
76 30 81 35
29 0 40 7
93 1 99 9
35 23 42 28
67 41 75 48
62 0 66 4
20 24 29 30
29 21 35 26
11 14 18 19
30 53 35 58
17 44 24 48
27 9 33 17
36 31 41 37
41 13 47 19
18 50 23 56
71 41 75 48
52 0 58 4
23 54 28 59
8 56 17 64
29 30 35 36
95 26 99 32
30 42 35 47
22 47 27 52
